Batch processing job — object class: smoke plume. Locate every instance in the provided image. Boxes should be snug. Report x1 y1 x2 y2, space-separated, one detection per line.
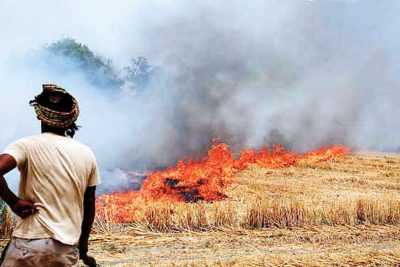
1 0 399 192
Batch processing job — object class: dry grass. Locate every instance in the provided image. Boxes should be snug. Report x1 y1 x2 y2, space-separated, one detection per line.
83 224 400 266
2 152 400 266
0 207 13 238
88 152 400 266
94 196 400 234
245 197 400 228
95 153 400 234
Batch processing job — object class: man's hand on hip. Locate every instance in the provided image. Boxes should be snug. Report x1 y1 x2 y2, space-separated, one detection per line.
11 199 39 218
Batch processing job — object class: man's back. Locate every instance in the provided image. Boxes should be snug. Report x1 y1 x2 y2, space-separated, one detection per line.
0 84 99 266
4 132 99 245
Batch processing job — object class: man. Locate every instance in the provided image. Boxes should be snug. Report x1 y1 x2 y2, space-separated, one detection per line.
0 84 100 267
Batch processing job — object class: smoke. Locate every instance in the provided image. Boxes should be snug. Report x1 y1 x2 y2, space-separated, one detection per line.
1 0 400 192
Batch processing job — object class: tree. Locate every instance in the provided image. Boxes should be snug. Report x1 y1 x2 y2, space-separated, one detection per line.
46 38 122 90
122 57 157 91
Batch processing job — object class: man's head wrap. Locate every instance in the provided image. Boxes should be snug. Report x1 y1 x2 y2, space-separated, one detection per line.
30 84 80 129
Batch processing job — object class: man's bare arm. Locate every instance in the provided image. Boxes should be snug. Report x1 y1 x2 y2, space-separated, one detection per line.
0 154 37 218
79 186 97 267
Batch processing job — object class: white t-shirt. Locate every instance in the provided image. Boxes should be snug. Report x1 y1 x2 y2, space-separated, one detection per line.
3 132 100 245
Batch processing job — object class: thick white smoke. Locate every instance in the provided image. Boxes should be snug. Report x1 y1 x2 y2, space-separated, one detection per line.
1 0 399 192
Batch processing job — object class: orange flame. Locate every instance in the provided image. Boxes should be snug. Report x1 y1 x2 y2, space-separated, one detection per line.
96 144 350 223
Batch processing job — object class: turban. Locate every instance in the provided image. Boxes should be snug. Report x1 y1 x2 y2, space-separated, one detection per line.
30 84 80 129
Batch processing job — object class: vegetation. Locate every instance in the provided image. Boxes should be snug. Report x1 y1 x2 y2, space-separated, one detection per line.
82 152 400 266
45 38 157 92
95 153 400 232
122 57 158 91
1 151 400 266
46 38 122 90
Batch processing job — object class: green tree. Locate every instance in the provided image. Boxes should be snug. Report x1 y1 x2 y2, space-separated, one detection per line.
123 57 155 88
46 38 122 90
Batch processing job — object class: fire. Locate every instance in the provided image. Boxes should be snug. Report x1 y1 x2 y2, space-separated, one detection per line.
96 144 350 223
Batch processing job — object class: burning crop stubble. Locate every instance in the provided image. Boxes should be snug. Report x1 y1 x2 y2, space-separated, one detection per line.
93 151 400 235
96 144 349 224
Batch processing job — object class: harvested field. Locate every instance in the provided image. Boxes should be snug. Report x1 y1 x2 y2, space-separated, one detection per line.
1 152 400 266
88 225 400 266
85 152 400 266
